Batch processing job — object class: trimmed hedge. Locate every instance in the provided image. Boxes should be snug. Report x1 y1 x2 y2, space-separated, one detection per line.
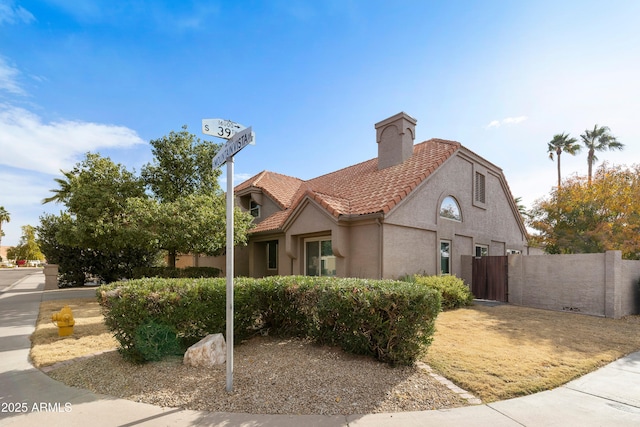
411 275 474 310
131 266 221 279
97 276 441 366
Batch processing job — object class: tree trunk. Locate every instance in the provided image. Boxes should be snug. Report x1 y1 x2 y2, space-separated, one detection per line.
588 149 594 185
557 152 562 188
168 250 177 268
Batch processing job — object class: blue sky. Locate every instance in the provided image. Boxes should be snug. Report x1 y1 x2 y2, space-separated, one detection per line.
1 0 639 247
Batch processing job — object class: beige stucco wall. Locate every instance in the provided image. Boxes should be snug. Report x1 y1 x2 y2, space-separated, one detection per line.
382 225 436 278
508 253 606 316
382 151 527 279
347 221 381 278
508 251 639 318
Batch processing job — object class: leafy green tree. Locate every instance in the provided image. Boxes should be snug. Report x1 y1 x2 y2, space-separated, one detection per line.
140 126 252 267
7 225 45 262
40 153 157 285
0 205 10 249
141 125 221 202
580 125 624 185
547 132 581 188
127 194 253 261
529 163 640 259
37 213 88 286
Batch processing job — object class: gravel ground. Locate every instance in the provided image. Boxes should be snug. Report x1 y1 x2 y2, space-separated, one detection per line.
46 336 471 415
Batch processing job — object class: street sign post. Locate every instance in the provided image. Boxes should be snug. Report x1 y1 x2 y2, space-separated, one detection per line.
212 127 254 169
205 118 254 393
202 118 246 139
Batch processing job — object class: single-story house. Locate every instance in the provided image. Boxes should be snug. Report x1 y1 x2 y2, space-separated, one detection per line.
189 112 531 279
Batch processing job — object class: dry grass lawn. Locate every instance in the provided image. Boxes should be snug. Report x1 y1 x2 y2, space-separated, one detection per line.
31 299 640 404
30 298 118 367
424 304 640 402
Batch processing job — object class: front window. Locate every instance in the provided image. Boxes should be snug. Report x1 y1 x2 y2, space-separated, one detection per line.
267 240 278 270
305 238 336 277
440 240 451 275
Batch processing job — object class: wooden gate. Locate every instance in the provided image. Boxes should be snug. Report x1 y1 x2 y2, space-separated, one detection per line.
472 256 508 302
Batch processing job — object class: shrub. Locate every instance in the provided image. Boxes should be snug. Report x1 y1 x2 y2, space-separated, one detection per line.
134 320 182 361
411 274 473 310
97 276 441 366
131 266 221 279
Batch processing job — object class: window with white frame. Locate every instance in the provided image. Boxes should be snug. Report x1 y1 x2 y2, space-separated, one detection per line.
475 245 488 257
440 240 451 275
305 238 336 277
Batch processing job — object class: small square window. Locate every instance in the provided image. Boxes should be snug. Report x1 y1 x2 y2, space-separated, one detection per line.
475 245 488 257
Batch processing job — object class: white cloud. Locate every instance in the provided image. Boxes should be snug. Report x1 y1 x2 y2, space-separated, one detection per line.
0 1 35 25
485 116 528 130
0 56 26 95
0 170 48 207
485 120 501 129
0 104 145 174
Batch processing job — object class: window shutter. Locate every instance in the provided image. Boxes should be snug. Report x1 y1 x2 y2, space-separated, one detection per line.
475 172 486 203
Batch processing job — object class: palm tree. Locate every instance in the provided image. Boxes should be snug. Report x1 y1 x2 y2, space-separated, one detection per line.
0 206 10 249
514 196 531 221
547 132 581 188
580 125 624 185
42 170 76 204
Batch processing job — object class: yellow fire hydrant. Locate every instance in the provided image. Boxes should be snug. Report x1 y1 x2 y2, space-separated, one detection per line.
52 305 75 337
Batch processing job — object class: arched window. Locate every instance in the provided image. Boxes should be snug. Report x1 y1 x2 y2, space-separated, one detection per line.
440 196 462 221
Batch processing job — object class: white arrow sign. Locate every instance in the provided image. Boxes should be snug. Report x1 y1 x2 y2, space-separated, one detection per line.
212 126 254 169
202 118 246 139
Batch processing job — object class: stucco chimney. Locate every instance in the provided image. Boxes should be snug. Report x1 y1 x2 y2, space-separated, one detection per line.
375 112 417 169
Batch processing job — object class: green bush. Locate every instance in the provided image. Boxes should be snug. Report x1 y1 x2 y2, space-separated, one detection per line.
134 320 182 361
131 266 222 279
97 276 441 366
411 275 473 310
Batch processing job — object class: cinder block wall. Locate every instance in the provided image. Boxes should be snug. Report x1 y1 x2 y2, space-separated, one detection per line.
507 251 639 319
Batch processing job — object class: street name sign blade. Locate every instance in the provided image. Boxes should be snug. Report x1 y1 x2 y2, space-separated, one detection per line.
212 126 254 169
202 118 246 139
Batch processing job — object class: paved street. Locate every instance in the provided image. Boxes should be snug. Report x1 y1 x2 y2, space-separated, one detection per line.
0 268 41 293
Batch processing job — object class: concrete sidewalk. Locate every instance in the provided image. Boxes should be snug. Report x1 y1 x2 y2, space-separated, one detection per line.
1 272 639 426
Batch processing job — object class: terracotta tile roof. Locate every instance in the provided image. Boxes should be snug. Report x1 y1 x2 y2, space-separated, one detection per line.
242 138 461 234
235 171 303 209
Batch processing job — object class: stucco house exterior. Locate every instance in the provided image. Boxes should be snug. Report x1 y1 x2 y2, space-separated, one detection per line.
205 112 527 280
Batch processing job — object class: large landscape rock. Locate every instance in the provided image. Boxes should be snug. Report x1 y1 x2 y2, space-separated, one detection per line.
183 333 226 367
